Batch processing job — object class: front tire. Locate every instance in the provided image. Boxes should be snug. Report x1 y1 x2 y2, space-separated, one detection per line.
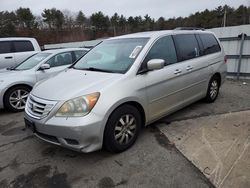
4 86 31 112
103 105 142 153
205 76 220 103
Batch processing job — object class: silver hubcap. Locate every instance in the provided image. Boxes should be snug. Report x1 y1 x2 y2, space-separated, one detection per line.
210 80 218 99
114 114 137 145
9 89 29 110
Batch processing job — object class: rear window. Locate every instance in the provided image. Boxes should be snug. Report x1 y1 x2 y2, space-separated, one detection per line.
0 41 12 54
199 34 221 55
13 41 34 52
173 34 200 62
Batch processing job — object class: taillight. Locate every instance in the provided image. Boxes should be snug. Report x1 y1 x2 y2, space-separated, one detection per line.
224 56 227 63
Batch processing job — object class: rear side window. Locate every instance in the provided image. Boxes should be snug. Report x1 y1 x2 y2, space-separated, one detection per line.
144 36 177 65
47 52 73 67
0 41 12 54
13 41 34 52
199 34 221 55
173 34 200 61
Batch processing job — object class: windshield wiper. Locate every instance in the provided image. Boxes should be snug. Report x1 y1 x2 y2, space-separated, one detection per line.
6 67 16 70
77 67 115 73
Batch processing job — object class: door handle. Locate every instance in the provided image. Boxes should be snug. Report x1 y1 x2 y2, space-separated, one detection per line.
186 66 193 71
4 56 13 59
174 69 182 74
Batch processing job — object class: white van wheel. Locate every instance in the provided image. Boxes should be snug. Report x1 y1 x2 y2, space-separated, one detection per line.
205 76 220 103
103 105 141 153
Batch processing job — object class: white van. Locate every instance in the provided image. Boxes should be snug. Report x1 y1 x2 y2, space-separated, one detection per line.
0 37 41 69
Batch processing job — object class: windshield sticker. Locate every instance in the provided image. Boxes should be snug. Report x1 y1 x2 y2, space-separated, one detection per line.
129 46 142 58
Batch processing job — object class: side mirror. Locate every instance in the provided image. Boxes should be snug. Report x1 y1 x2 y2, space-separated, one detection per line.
39 64 50 70
147 59 165 71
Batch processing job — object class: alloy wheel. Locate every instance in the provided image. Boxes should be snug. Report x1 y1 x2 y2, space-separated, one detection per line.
114 114 137 145
210 80 218 100
9 89 29 110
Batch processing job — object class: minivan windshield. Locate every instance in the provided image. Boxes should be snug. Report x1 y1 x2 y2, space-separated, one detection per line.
73 38 149 73
15 53 51 70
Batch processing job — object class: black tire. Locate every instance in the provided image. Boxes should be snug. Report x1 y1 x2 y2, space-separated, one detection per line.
4 85 31 112
205 76 220 103
103 105 142 153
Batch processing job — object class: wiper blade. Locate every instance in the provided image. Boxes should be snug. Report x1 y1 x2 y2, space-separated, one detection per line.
6 67 15 70
78 67 114 73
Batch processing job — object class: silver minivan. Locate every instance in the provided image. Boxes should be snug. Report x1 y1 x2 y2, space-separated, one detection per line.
25 29 227 153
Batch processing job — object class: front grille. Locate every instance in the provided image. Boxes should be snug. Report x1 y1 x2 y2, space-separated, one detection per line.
26 95 57 119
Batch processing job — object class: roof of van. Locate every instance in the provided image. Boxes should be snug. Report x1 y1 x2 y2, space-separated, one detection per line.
110 30 213 40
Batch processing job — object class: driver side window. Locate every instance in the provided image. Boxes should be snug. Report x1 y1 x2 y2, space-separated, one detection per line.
142 36 177 70
46 52 73 68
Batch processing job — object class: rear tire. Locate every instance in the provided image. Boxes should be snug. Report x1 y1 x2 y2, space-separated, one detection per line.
4 85 31 112
205 76 220 103
103 105 142 153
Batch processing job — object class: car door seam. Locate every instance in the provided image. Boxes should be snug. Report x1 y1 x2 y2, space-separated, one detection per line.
150 79 207 104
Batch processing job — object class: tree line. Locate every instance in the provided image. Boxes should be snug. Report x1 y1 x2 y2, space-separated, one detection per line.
0 5 249 46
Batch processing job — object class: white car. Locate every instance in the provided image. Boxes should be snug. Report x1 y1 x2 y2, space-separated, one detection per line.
0 48 89 112
0 37 41 69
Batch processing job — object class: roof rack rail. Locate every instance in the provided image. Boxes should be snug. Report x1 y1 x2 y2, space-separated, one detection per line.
174 27 205 31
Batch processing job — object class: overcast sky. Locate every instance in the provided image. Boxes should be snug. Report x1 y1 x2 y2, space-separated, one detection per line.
1 0 250 19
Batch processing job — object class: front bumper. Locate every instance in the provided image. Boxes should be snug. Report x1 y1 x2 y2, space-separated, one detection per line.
24 111 105 153
0 87 5 109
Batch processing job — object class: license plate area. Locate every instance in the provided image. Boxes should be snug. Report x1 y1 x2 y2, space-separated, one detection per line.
24 118 36 133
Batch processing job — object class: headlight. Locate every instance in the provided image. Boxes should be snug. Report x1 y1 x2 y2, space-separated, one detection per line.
56 92 100 117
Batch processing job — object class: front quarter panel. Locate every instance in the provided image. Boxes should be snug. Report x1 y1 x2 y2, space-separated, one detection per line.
90 74 148 137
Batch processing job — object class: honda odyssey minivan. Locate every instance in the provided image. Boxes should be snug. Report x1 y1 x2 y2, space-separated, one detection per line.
25 29 227 153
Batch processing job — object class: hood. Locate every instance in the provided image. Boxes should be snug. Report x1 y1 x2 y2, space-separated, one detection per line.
32 68 122 101
0 69 27 80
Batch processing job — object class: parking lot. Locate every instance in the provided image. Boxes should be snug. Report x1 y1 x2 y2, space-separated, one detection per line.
0 79 249 188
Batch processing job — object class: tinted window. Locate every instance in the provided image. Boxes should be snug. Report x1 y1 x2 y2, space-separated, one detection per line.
173 34 200 61
47 52 73 67
0 41 12 54
199 34 221 55
144 36 177 66
74 50 88 60
14 41 34 52
195 34 204 56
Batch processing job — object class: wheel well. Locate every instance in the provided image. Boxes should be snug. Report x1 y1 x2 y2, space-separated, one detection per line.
111 101 146 127
102 101 146 149
213 73 221 86
3 84 32 101
126 101 146 126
